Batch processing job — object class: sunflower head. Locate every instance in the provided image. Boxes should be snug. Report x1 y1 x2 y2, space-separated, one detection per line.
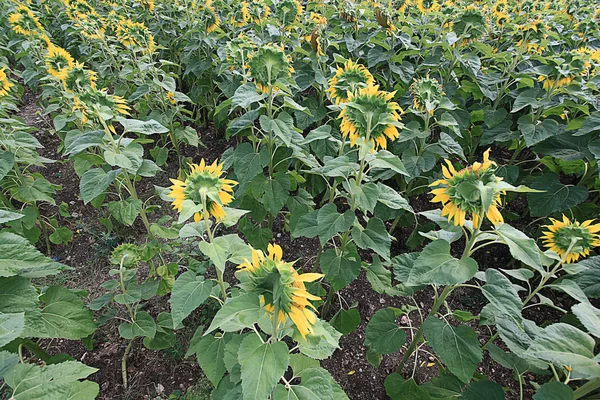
116 19 155 54
338 83 403 151
75 13 106 40
9 5 44 37
66 0 95 20
397 0 410 14
248 44 293 94
493 11 511 28
416 0 440 14
429 149 505 228
237 243 324 338
63 61 97 93
275 0 303 27
248 0 270 24
0 68 15 99
225 33 256 70
410 76 444 114
95 89 131 116
542 216 600 264
45 45 74 81
375 6 396 32
203 4 221 33
168 159 238 223
327 60 374 104
453 4 486 35
110 243 142 267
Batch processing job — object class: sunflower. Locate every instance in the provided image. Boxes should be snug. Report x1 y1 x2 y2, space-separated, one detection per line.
338 84 403 150
95 89 131 116
248 0 270 24
139 0 155 12
0 68 14 99
248 44 293 94
397 0 410 14
541 215 600 263
166 91 176 105
66 0 95 21
72 97 90 124
416 0 440 14
275 0 303 27
237 243 324 338
410 76 444 114
204 3 221 33
9 5 44 37
168 159 237 223
45 45 74 81
63 61 97 93
493 11 510 28
75 13 106 40
429 149 505 228
327 60 375 104
116 19 156 54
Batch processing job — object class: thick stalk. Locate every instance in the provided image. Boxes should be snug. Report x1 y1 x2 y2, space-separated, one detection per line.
121 339 134 389
271 302 280 342
202 197 227 300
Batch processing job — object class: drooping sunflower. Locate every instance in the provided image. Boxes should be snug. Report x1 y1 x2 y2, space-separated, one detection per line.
75 13 106 40
168 159 238 223
72 97 90 124
45 45 74 81
429 149 505 228
0 68 14 99
338 84 403 150
248 44 293 94
237 243 324 338
410 76 444 115
116 19 156 54
541 215 600 263
66 0 96 21
95 89 131 116
416 0 440 14
327 60 375 104
275 0 303 27
247 0 270 24
203 3 221 33
9 5 44 37
63 61 97 93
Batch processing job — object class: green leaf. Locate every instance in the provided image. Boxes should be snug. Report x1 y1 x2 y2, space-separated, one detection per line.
39 286 96 340
0 312 24 347
384 374 431 400
170 271 214 327
351 218 391 261
116 117 169 134
250 173 290 215
423 316 482 383
376 183 413 212
572 302 600 338
320 248 361 291
294 320 341 360
571 256 600 297
0 232 65 278
512 88 544 113
316 204 355 246
533 382 574 400
346 181 379 213
318 156 359 178
80 169 118 204
0 209 24 224
0 351 19 379
481 269 523 325
406 240 478 286
205 293 262 333
64 130 103 156
119 311 156 339
370 150 409 176
519 116 559 147
107 198 142 226
0 151 15 180
4 361 99 400
289 354 320 377
190 333 230 386
49 227 73 245
462 381 505 400
494 224 543 270
272 368 334 400
528 174 588 217
525 323 600 379
238 334 289 400
198 234 247 273
330 308 360 335
365 257 392 294
364 308 406 355
0 276 45 337
231 83 267 109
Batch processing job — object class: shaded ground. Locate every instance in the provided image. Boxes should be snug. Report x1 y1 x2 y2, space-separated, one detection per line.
11 88 563 400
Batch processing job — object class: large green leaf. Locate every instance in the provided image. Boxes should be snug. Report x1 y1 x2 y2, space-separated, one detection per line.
462 381 505 400
525 323 600 379
250 172 290 215
107 198 142 226
0 151 14 180
0 232 65 278
494 224 543 270
571 256 600 298
189 333 230 386
364 308 406 355
231 83 267 109
481 269 523 325
572 302 600 338
198 234 247 273
406 240 478 286
205 293 262 333
170 271 214 327
533 382 574 400
384 374 430 400
272 367 335 400
316 204 355 246
118 311 156 339
238 334 289 400
423 316 482 383
320 247 361 291
116 117 169 134
330 308 360 336
369 150 409 176
351 218 391 261
4 361 99 400
0 351 19 379
79 168 118 204
0 276 44 337
0 312 24 347
527 174 588 217
0 209 24 224
294 320 341 360
518 115 559 147
39 286 96 340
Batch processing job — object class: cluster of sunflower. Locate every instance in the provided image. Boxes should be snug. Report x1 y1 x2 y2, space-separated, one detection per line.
9 2 130 126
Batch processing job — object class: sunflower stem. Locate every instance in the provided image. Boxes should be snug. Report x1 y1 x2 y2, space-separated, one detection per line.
271 302 280 342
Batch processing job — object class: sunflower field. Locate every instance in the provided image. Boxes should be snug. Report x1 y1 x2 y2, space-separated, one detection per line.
1 0 600 398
